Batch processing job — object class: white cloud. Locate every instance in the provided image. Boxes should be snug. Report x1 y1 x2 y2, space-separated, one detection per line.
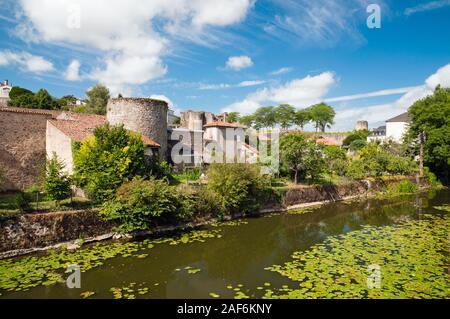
324 86 420 103
404 0 450 16
0 50 54 73
223 71 336 114
333 63 450 131
199 79 265 90
64 59 81 81
150 94 183 115
14 0 254 92
225 55 253 70
270 67 293 75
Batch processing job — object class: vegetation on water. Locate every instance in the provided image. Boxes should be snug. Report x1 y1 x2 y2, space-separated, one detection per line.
264 214 450 299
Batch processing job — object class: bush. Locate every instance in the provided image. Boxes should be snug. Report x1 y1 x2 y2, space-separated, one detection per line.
387 180 418 194
14 192 31 213
386 155 418 175
323 146 348 176
101 177 195 233
205 164 269 217
73 124 146 202
346 160 365 179
45 154 72 202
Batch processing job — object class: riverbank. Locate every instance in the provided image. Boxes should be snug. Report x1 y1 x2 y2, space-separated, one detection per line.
0 176 432 259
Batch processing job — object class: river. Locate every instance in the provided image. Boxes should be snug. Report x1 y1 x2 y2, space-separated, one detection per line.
1 189 449 299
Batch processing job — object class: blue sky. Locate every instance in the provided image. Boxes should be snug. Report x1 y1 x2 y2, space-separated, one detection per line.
0 0 449 130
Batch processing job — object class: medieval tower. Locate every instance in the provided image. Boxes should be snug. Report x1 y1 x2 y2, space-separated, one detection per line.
106 97 168 159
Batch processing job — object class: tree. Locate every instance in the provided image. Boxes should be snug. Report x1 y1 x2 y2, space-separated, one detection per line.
295 109 311 130
8 86 35 108
253 106 276 129
274 104 296 129
324 146 348 176
45 153 72 202
85 84 110 115
309 103 336 132
239 114 254 127
227 112 240 123
408 86 450 183
34 89 58 109
280 133 309 184
73 124 146 202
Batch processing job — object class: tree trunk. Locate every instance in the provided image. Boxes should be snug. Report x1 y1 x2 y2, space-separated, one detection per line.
294 170 298 184
419 131 424 177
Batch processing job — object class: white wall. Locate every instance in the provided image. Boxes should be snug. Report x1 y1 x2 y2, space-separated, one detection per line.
46 122 75 174
386 122 409 143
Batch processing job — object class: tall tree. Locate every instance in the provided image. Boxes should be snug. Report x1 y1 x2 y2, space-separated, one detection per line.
227 112 240 123
239 114 255 127
8 86 35 108
407 86 450 182
34 89 57 109
253 106 276 129
85 84 110 115
274 104 296 129
295 109 311 130
280 133 309 184
309 103 336 132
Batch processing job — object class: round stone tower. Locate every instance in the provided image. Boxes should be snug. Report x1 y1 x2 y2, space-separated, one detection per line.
355 120 369 131
107 97 168 159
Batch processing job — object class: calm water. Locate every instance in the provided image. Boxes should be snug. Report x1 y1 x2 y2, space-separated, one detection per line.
2 189 449 299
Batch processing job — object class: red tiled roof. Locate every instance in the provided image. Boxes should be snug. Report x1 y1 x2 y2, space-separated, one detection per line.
203 121 247 129
49 112 160 148
0 106 61 118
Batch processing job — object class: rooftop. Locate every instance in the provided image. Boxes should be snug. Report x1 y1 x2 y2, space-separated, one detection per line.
203 121 247 129
386 112 410 123
0 106 61 118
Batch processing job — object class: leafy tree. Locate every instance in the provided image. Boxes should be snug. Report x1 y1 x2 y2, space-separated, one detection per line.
295 109 311 130
274 104 296 129
206 164 269 216
227 112 240 123
8 86 35 108
343 130 370 147
34 89 58 109
73 124 146 202
324 146 348 176
239 114 255 127
101 177 195 233
253 106 276 129
85 84 110 115
45 153 72 202
408 86 450 182
309 103 336 132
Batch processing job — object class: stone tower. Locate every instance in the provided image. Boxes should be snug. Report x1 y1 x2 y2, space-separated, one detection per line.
107 97 168 159
355 120 369 131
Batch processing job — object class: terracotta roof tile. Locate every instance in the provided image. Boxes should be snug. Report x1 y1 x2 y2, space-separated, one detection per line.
0 106 61 118
203 121 247 129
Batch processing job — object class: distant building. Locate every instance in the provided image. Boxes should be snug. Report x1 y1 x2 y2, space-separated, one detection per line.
0 80 12 107
355 120 368 131
368 112 410 143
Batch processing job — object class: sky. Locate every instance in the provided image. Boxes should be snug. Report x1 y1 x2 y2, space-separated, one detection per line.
0 0 449 131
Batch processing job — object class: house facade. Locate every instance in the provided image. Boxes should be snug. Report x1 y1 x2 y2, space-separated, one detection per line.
0 80 12 107
368 112 410 143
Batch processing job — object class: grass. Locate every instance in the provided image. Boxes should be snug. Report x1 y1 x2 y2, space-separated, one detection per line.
0 192 95 215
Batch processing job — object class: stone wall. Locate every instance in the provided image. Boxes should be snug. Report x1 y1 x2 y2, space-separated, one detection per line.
0 110 52 191
107 98 168 160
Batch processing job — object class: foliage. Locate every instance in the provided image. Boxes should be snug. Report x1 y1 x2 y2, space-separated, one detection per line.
14 192 31 213
101 177 195 233
7 86 35 108
294 109 311 130
73 124 146 202
323 146 348 176
253 106 276 129
34 89 58 109
227 112 240 123
239 114 254 127
308 103 336 132
407 86 450 183
274 104 296 129
205 164 269 216
386 180 418 194
85 84 110 115
280 133 325 183
343 130 370 150
45 154 72 201
265 214 450 299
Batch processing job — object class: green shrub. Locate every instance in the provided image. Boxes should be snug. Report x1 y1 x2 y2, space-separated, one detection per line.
101 177 195 233
346 160 365 179
73 124 146 202
14 192 31 213
386 156 418 175
387 180 418 194
45 154 72 202
424 167 443 188
205 164 269 217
